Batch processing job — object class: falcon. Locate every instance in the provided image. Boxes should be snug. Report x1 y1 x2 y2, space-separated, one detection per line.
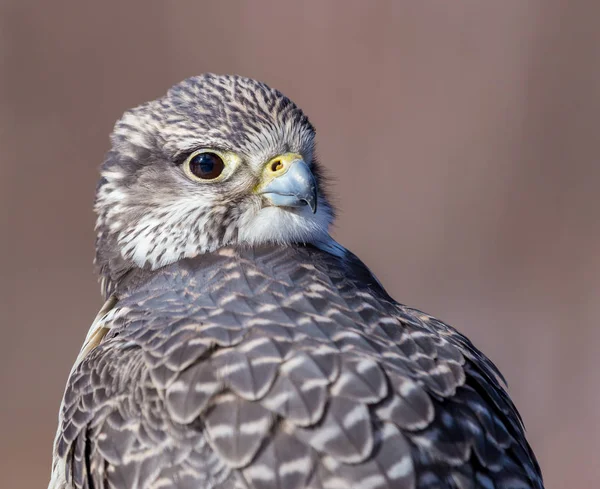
49 74 544 489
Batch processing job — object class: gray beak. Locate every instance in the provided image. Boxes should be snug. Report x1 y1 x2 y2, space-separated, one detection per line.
260 159 318 213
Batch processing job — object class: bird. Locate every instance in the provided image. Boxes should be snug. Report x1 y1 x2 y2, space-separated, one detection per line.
49 74 544 489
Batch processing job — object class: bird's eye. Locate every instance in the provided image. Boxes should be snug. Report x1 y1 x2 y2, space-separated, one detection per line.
185 151 225 181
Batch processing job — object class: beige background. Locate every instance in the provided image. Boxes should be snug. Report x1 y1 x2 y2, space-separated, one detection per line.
1 1 598 488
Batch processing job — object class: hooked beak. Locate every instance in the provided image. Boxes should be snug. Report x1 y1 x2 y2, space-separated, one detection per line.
257 154 318 213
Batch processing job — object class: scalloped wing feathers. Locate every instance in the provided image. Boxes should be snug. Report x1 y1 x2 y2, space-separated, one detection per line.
50 245 543 489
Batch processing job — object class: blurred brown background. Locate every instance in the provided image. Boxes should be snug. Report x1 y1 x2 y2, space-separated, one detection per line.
1 1 598 488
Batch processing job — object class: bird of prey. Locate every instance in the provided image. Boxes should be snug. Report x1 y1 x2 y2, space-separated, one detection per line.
49 74 544 489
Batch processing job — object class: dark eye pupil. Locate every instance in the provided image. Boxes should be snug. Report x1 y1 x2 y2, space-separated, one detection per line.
189 153 225 179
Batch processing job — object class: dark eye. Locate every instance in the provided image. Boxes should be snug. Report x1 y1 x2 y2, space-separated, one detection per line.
186 152 225 180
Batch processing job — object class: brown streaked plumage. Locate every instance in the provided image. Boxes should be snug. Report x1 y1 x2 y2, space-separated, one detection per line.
49 74 544 489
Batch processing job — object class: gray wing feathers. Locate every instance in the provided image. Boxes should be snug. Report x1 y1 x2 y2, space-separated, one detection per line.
51 245 543 489
211 337 283 401
242 428 312 489
165 361 222 424
204 393 274 468
260 351 331 427
295 396 373 464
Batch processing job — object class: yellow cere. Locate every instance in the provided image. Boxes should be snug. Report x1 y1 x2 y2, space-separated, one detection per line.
254 153 304 193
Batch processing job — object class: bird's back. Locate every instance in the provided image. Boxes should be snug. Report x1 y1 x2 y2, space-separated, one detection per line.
51 244 543 489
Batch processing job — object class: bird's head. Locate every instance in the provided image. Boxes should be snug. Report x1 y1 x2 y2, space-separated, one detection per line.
95 74 335 296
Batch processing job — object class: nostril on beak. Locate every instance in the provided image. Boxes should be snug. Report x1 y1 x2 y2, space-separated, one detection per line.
270 160 284 173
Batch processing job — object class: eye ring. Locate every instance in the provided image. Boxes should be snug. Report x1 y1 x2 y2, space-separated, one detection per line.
183 150 226 182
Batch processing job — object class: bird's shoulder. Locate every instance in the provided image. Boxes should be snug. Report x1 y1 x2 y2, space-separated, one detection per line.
53 244 543 489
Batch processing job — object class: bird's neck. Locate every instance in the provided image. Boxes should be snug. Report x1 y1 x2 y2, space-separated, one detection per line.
97 235 349 300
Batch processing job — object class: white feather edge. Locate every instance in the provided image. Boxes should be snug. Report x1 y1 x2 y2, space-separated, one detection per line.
48 233 347 488
71 294 119 373
49 295 119 489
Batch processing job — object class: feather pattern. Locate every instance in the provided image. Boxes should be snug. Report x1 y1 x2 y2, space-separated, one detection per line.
50 245 543 489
